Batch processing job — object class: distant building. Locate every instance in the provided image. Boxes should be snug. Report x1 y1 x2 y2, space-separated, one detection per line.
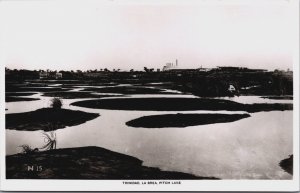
39 71 48 79
163 59 178 71
55 72 63 79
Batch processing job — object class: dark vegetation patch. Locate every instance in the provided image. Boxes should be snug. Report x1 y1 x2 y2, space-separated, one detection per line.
126 113 250 128
6 66 293 97
83 86 180 94
30 80 118 86
71 98 293 113
6 86 71 92
133 82 192 95
23 83 59 87
60 84 89 88
279 155 293 175
42 91 122 99
133 82 176 89
29 80 85 84
261 96 293 100
8 81 118 87
5 97 40 102
60 83 118 88
6 92 37 96
6 108 99 131
6 146 218 179
178 71 293 97
84 82 119 86
5 92 39 102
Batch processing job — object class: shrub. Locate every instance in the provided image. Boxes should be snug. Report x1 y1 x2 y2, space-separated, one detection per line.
19 145 39 154
50 97 63 109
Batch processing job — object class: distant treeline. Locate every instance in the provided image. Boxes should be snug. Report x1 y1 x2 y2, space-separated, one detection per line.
5 67 293 96
167 69 293 97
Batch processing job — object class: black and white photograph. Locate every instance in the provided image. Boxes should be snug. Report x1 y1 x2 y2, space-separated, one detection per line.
0 0 299 191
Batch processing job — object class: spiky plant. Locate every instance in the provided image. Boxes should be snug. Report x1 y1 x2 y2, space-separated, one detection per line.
40 131 57 151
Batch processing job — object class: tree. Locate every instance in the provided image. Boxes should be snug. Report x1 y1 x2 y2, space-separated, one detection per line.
50 98 63 109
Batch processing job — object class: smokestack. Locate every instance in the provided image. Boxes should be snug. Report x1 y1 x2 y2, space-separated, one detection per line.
176 59 178 67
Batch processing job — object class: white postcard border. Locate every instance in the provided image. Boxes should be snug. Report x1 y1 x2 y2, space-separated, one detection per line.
0 0 299 191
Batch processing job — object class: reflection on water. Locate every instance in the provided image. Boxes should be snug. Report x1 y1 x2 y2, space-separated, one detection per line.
5 91 293 179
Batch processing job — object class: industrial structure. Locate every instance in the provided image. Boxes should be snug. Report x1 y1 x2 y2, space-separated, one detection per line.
163 59 178 71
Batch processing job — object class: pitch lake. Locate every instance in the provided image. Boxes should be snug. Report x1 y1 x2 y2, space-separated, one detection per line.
6 86 293 179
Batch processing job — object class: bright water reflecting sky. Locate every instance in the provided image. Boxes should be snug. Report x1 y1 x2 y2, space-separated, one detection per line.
5 91 293 179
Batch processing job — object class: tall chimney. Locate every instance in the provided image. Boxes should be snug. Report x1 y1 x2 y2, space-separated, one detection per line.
176 59 178 66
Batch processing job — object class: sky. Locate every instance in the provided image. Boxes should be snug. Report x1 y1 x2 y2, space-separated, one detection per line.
0 0 296 71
